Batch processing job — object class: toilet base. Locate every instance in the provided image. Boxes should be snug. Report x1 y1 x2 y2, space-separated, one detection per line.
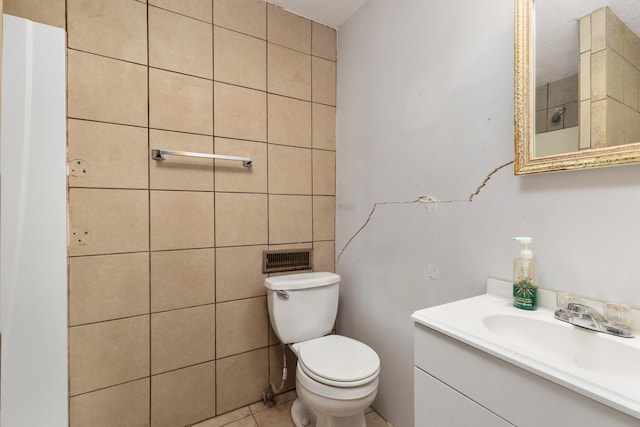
291 398 316 427
291 398 366 427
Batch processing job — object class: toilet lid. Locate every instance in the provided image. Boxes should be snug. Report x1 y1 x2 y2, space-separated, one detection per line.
298 335 380 385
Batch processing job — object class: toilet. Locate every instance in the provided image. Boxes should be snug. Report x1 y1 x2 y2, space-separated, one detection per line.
265 272 380 427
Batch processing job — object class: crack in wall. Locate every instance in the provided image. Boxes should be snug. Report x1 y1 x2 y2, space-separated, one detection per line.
467 160 514 202
336 160 514 263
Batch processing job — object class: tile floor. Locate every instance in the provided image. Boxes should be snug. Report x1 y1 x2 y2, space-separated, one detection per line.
192 390 393 427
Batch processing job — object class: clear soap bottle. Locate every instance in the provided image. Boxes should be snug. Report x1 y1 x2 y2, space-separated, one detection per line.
513 237 537 310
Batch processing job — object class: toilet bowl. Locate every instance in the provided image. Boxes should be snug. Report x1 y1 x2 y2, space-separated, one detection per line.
292 335 379 427
264 273 381 427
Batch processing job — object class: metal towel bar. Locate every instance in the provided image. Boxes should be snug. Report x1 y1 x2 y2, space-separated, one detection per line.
151 149 252 167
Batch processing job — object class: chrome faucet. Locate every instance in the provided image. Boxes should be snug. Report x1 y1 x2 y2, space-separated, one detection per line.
554 302 634 338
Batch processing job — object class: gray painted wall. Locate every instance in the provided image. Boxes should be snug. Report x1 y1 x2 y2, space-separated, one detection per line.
335 1 640 426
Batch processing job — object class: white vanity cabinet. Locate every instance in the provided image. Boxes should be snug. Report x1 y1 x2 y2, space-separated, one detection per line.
414 366 513 426
414 322 638 427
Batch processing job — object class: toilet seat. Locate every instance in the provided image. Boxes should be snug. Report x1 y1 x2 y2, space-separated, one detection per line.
296 362 379 402
297 335 380 388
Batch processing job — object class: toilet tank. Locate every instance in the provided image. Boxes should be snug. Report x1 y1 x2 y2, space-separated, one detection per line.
265 272 340 344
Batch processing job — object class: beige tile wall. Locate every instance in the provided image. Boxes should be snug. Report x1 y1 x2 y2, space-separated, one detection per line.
5 0 336 425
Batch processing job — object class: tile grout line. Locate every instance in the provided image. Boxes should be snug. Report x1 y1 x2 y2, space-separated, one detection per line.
310 21 315 260
145 1 153 424
264 1 272 405
65 0 72 422
212 0 218 417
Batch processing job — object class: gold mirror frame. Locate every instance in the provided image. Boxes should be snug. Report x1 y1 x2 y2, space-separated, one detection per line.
514 0 640 175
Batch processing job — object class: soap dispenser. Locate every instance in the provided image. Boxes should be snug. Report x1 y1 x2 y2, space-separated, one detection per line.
513 237 537 310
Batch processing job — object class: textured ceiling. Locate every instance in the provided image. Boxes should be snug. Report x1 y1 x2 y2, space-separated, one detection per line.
265 0 367 28
537 0 640 85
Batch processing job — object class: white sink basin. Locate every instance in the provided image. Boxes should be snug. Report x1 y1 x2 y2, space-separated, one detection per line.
483 313 640 381
412 280 640 419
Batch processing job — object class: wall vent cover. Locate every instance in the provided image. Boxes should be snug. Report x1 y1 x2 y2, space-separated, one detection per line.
263 249 313 273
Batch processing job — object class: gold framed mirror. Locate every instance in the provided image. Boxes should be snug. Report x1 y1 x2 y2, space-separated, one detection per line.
514 0 640 175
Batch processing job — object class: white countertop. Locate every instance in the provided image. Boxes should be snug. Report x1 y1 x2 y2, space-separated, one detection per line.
412 278 640 420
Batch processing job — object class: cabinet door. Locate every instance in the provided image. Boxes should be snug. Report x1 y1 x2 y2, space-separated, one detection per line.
415 367 514 427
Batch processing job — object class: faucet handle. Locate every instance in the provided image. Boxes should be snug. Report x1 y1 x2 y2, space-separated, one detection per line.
567 302 605 322
566 302 588 313
556 292 575 310
603 303 631 329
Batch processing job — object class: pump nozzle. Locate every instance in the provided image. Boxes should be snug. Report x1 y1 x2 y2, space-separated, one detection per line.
513 237 531 247
513 237 533 259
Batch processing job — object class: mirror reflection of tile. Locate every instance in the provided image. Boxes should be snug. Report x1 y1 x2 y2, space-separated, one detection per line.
578 7 640 149
534 6 640 158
